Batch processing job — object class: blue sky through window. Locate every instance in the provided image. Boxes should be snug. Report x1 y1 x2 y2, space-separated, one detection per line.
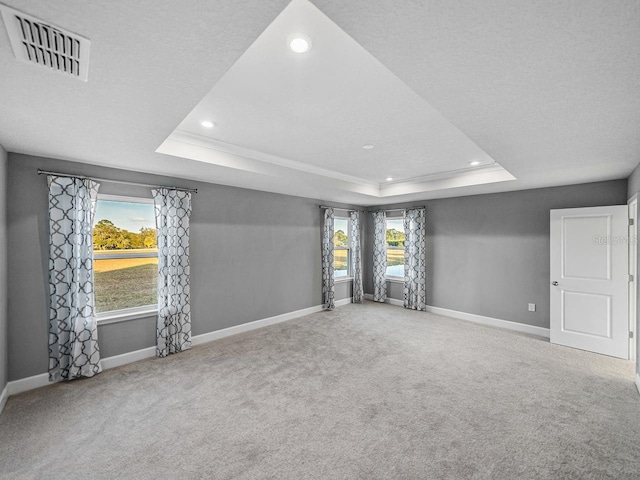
386 218 403 233
94 201 155 232
334 218 348 239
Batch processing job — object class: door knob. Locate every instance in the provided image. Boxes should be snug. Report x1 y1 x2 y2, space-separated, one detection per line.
552 281 558 286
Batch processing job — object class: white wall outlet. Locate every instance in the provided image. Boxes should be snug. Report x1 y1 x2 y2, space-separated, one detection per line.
528 303 536 312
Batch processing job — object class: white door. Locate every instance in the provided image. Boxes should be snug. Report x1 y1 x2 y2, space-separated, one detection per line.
550 206 629 359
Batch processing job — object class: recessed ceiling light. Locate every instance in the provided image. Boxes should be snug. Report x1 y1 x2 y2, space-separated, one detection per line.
288 33 311 53
386 177 393 181
362 144 374 150
469 160 481 166
201 120 215 128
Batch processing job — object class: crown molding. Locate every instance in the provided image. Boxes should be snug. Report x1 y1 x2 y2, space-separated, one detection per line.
158 131 516 199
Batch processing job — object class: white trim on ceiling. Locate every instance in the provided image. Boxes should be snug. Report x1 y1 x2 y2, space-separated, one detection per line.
379 164 516 197
159 131 516 199
166 130 379 187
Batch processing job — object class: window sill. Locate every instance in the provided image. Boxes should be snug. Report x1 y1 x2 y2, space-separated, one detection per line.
96 305 157 325
335 276 354 284
386 276 404 284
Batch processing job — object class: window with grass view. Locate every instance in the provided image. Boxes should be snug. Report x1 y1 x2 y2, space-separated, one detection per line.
334 217 350 278
93 197 157 313
386 218 405 277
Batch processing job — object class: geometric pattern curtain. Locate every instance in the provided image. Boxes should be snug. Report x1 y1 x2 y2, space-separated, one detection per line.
350 210 363 303
321 207 335 310
47 175 102 381
152 188 193 358
372 210 387 303
403 208 426 311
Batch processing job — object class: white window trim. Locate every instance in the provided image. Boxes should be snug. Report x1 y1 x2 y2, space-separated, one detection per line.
96 305 157 325
94 193 158 319
335 276 354 283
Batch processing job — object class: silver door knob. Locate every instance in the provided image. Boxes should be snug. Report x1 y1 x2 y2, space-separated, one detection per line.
552 281 558 286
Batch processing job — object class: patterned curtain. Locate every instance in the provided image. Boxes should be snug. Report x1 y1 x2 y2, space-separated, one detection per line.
372 211 387 302
322 207 335 310
47 175 102 381
153 188 192 357
403 208 427 311
350 211 363 303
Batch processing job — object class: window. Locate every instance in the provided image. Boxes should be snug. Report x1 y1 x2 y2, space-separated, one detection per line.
386 217 405 278
93 195 157 314
334 217 350 278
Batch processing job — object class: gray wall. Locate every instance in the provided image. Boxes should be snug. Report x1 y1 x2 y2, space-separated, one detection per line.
7 154 356 381
364 180 628 329
627 160 640 378
0 145 7 394
4 151 631 382
628 161 640 200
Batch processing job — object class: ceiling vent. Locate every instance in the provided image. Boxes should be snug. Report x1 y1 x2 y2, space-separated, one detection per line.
0 4 90 81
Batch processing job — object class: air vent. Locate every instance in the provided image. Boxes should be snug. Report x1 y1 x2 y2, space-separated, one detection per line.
0 4 90 81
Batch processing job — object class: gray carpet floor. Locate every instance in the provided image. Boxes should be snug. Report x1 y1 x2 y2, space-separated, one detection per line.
1 301 639 479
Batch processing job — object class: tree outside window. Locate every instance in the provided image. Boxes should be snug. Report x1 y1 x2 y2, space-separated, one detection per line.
334 217 350 278
386 218 405 277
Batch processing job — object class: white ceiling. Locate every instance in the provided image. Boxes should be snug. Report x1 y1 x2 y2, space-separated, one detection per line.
159 0 514 196
0 0 639 206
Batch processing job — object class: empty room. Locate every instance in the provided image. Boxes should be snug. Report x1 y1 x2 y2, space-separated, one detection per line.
1 0 639 478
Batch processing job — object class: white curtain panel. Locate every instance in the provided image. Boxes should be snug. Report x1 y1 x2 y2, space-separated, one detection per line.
403 208 427 311
322 207 335 310
153 188 193 357
350 210 363 303
372 211 387 302
47 175 102 381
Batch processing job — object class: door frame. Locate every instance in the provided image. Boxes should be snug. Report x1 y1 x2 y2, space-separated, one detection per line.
628 194 638 363
550 206 630 358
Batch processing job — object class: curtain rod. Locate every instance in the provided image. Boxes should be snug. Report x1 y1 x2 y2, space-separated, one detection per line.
367 207 426 213
319 205 362 213
320 205 424 213
37 169 198 194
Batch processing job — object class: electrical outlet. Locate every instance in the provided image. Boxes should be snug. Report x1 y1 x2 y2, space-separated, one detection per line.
528 303 536 312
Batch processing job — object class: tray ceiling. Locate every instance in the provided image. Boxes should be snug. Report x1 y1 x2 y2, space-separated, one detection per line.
158 0 515 198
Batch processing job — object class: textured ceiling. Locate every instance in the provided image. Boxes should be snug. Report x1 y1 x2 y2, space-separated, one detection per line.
0 0 639 205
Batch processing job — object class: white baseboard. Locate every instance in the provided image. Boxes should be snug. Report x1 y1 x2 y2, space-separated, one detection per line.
364 293 399 303
5 350 164 398
5 348 161 397
364 293 550 338
424 305 550 338
636 373 640 396
0 383 8 414
364 293 403 307
1 299 354 412
192 298 352 346
192 303 325 346
104 300 355 366
335 297 353 308
6 372 49 396
387 298 404 307
100 346 156 370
